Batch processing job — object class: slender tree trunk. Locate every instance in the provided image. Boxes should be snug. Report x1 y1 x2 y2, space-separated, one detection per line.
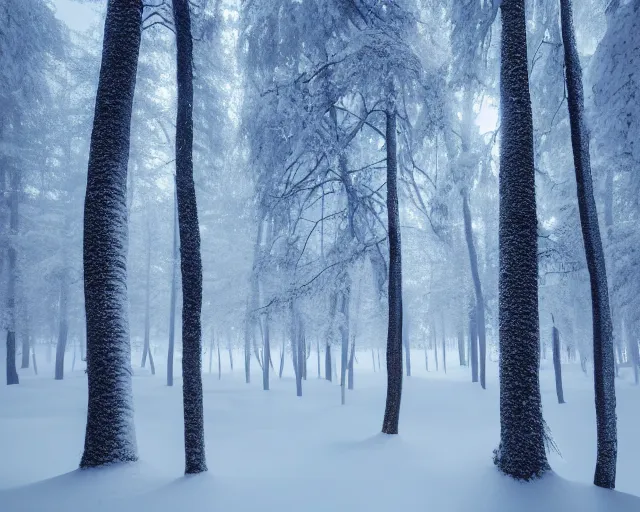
31 345 38 376
403 313 411 377
372 348 376 372
317 339 322 378
433 322 439 372
469 300 478 382
279 336 285 379
209 331 214 374
55 272 69 381
424 342 429 371
441 315 447 374
167 195 178 387
262 316 270 390
552 318 565 404
290 303 302 397
142 223 152 370
81 0 141 468
382 108 403 435
21 334 29 369
340 290 350 405
560 0 616 488
228 342 234 371
348 339 355 390
173 0 206 474
457 327 465 366
217 339 221 380
463 190 486 388
494 0 549 480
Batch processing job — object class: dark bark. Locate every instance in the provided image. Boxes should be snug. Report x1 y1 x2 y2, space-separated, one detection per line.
560 0 616 488
54 272 69 380
382 109 403 435
552 319 565 404
494 0 549 480
173 0 206 474
463 190 486 388
262 316 270 391
5 166 19 386
167 195 178 387
81 0 142 468
469 300 479 382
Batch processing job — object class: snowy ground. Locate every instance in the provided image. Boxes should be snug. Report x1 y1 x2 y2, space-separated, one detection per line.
1 351 639 511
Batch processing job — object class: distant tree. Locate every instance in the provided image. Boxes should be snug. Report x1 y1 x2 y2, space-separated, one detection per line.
173 0 207 475
493 0 549 480
559 0 616 489
80 0 142 468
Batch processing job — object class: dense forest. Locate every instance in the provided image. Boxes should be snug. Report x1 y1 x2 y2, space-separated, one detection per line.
1 0 639 510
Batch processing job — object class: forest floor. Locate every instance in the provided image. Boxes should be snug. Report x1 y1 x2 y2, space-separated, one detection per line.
1 352 639 511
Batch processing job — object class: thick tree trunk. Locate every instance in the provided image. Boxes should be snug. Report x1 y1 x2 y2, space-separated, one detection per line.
54 273 69 381
463 190 486 388
469 300 478 382
80 0 142 468
382 108 403 435
167 196 178 387
552 320 565 404
560 0 616 488
494 0 549 480
174 0 206 475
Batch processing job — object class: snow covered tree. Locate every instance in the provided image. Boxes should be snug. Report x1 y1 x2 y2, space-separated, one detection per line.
493 0 549 480
80 0 142 468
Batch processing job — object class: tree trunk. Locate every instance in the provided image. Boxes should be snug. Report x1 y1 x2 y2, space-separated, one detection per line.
21 334 29 369
340 289 350 405
54 272 69 381
372 348 376 372
262 316 270 391
457 327 465 366
433 322 439 372
382 108 403 435
81 0 141 468
469 300 478 382
463 190 486 388
167 195 178 387
325 343 332 382
209 331 214 374
424 342 429 371
279 337 285 379
317 339 322 378
290 303 302 397
31 345 38 376
173 0 206 474
560 0 616 488
552 320 565 404
403 312 411 377
142 222 151 370
348 339 355 390
494 0 549 481
217 339 221 380
5 167 19 386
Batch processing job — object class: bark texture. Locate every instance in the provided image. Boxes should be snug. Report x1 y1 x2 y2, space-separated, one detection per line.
494 0 549 480
173 0 207 474
382 109 403 435
560 0 616 488
80 0 141 467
